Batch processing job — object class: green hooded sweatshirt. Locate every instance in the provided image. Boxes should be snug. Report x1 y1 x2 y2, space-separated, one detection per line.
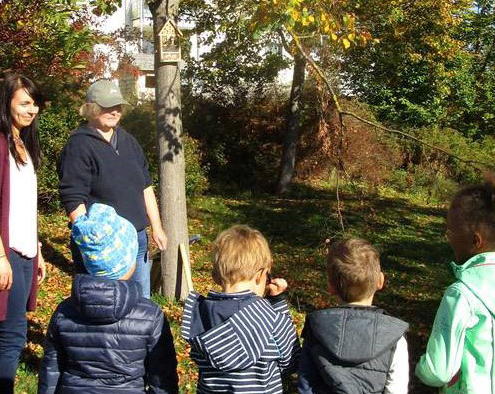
416 252 495 393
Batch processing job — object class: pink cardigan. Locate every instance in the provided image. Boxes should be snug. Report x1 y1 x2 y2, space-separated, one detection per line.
0 134 39 321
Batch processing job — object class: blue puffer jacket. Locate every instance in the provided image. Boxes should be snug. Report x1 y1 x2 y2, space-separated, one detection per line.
38 274 179 394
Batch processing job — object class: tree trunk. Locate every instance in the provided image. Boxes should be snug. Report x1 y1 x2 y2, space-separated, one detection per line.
151 0 189 300
276 52 306 194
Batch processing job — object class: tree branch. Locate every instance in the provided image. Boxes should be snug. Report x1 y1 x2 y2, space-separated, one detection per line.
340 111 485 169
288 28 342 113
277 29 292 56
287 28 489 171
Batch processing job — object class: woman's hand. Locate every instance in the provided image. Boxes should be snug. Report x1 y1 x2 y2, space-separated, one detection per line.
0 256 12 291
37 252 46 284
152 226 168 251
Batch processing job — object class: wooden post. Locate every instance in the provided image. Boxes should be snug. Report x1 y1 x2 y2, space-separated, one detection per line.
179 243 194 294
150 0 189 300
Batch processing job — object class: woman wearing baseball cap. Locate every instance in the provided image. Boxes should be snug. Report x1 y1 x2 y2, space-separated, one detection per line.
57 79 167 298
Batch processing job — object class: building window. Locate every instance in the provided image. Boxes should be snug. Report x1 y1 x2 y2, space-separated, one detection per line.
145 75 155 88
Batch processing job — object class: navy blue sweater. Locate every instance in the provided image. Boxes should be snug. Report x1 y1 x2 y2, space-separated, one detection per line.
181 290 300 393
58 125 152 231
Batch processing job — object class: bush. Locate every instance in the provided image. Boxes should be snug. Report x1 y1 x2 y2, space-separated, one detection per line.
405 126 490 184
296 92 403 187
38 105 80 211
412 127 482 183
120 102 208 198
295 91 491 202
182 81 408 192
183 135 209 197
390 168 458 202
385 126 495 201
182 86 285 192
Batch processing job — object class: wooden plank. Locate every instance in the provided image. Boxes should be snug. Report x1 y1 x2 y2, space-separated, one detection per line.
179 243 194 293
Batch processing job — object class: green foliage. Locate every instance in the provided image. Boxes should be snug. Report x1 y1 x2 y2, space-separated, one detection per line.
120 102 208 198
182 88 285 192
451 1 495 136
38 104 81 211
390 168 458 203
342 0 471 127
88 0 122 15
411 127 487 183
14 363 38 394
0 0 125 106
384 126 495 202
339 0 495 137
181 0 290 106
1 1 93 87
184 136 209 197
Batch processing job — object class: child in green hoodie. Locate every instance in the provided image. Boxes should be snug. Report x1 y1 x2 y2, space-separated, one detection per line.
416 176 495 393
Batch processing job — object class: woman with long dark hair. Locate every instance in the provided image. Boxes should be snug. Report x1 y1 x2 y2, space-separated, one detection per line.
0 73 46 393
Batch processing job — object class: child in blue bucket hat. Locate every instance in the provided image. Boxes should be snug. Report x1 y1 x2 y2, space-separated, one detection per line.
38 203 179 394
71 203 138 280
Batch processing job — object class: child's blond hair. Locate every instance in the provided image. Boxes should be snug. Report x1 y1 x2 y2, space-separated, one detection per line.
327 238 381 303
212 225 272 287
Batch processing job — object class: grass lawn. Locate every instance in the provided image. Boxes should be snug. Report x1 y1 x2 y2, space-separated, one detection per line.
16 181 451 393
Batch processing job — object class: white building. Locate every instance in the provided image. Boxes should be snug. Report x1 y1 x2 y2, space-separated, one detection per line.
94 0 198 100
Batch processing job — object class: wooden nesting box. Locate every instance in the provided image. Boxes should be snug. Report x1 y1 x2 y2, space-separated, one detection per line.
158 19 183 63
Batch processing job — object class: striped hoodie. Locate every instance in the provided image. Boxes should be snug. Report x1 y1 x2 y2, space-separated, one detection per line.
181 290 300 393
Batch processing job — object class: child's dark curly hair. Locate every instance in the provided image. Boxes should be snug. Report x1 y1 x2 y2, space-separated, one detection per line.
450 173 495 243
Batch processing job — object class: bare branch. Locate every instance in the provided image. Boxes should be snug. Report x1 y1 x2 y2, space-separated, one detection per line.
288 27 342 112
340 111 486 169
287 28 490 172
277 29 292 55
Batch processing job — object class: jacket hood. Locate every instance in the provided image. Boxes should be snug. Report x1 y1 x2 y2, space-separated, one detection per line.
452 252 495 316
308 306 408 364
181 290 277 372
185 290 259 338
71 274 142 324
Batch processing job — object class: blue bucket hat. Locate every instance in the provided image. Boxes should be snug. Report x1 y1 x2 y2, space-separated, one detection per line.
71 203 138 279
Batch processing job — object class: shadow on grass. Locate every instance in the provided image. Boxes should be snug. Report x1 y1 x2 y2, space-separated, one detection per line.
41 236 74 276
193 182 451 394
22 320 45 373
198 182 449 297
29 182 450 394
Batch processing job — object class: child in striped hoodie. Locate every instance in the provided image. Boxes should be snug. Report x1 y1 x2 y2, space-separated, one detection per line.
181 224 300 393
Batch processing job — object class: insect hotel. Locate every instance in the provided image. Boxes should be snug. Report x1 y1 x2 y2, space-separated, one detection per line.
158 19 182 63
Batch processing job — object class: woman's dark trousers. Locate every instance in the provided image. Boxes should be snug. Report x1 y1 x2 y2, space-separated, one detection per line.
0 250 33 394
